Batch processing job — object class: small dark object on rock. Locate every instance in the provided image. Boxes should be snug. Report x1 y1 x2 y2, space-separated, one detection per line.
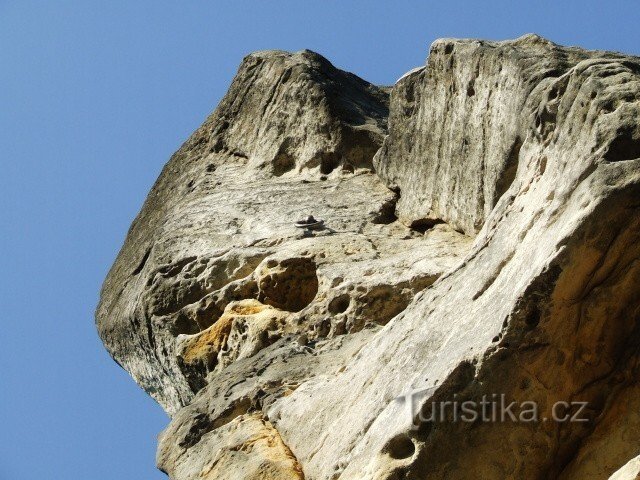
295 215 325 229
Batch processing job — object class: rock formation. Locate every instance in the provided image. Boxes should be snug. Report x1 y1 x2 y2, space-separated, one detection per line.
97 35 640 479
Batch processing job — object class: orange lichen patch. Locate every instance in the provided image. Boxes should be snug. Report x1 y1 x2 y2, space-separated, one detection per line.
228 300 270 316
181 314 234 364
180 299 283 365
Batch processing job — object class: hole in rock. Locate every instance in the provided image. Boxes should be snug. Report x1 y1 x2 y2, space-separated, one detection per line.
467 81 475 97
372 197 398 224
604 128 640 162
231 150 248 160
409 218 444 234
171 311 200 336
385 434 416 460
328 294 351 314
258 257 319 312
318 151 341 175
273 152 295 176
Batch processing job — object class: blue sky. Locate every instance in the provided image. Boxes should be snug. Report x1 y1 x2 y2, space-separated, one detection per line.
1 1 638 478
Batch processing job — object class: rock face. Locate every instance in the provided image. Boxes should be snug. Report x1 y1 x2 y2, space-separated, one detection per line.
95 49 418 414
97 36 640 479
610 456 640 480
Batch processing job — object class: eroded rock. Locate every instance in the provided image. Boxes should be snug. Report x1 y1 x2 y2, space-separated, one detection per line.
159 412 304 480
97 47 469 418
98 35 640 480
271 35 640 480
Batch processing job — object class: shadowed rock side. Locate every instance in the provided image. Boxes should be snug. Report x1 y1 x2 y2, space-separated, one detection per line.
97 35 640 480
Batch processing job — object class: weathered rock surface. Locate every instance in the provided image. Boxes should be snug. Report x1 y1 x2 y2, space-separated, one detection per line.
610 456 640 480
98 35 640 479
161 412 304 480
375 35 637 236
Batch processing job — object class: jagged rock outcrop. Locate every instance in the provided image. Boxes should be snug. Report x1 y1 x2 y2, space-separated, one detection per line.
97 48 469 416
97 35 640 479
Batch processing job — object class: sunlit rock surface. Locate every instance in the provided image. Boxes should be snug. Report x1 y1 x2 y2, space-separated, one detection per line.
609 456 640 480
97 36 640 479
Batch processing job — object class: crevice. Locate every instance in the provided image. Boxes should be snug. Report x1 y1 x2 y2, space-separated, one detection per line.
604 127 640 162
372 195 398 224
493 136 522 206
132 246 151 276
472 249 515 301
178 397 252 449
409 218 444 234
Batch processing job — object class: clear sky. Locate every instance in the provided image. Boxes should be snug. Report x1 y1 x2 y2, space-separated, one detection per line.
1 1 639 478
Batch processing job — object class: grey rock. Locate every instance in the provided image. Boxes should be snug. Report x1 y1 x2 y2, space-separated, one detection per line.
96 48 467 416
157 331 375 479
98 35 640 480
273 35 640 479
375 34 616 235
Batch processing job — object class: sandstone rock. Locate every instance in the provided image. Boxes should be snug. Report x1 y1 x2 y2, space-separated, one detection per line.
98 35 640 480
558 381 640 479
96 48 468 416
206 49 389 177
375 34 622 235
175 299 293 385
159 412 304 480
272 35 640 480
157 330 375 479
610 456 640 480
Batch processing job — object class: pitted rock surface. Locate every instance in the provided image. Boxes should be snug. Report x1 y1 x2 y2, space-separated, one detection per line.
98 36 640 479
